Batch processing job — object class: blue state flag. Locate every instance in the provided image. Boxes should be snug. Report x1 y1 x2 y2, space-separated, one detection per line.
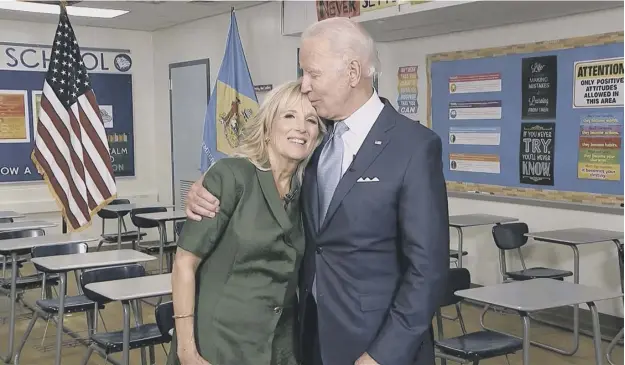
201 10 258 172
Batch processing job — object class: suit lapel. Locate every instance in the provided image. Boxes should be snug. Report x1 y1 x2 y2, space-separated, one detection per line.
256 168 293 234
320 104 396 232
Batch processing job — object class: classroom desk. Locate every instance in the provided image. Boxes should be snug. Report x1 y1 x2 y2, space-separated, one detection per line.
27 250 155 365
135 210 186 274
0 233 98 364
449 214 518 268
0 220 57 233
84 273 172 365
99 203 173 250
0 211 24 221
607 241 624 365
524 228 623 356
456 279 622 365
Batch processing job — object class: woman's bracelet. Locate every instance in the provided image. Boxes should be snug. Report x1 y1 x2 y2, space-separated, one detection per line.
173 313 194 319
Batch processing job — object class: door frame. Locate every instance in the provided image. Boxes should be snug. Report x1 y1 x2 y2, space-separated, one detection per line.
168 59 210 210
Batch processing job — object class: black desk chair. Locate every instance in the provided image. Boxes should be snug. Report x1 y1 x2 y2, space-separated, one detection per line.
607 242 624 365
481 222 573 331
79 264 169 365
492 222 573 282
0 222 30 277
175 220 185 237
0 229 54 293
449 249 468 267
130 207 177 273
435 268 523 365
13 242 98 364
96 198 146 251
155 300 174 357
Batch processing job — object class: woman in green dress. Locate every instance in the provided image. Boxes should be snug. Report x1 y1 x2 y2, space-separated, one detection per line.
168 80 325 365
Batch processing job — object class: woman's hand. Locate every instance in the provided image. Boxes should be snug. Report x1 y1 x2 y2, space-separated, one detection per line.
178 350 211 365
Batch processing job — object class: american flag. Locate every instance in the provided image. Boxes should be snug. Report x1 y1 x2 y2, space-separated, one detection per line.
31 5 117 231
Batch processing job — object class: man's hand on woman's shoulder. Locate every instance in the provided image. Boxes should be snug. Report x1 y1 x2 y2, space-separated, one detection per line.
185 176 221 221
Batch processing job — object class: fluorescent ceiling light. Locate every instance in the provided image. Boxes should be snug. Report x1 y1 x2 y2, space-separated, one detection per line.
0 1 129 18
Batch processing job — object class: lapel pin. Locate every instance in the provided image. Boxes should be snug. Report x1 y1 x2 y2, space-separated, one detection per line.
374 140 382 145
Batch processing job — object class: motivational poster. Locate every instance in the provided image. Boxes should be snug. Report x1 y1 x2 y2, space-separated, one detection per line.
397 66 418 116
519 122 555 185
573 57 623 108
578 113 622 181
522 55 557 119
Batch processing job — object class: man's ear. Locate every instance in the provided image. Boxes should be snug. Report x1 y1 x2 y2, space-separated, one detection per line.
347 59 362 88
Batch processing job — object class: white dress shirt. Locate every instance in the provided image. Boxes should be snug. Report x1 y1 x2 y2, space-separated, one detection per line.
339 90 385 174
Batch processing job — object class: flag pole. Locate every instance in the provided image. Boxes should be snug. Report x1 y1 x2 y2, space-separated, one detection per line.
59 0 68 234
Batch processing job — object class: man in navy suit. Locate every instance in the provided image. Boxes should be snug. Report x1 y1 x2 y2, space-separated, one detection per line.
185 17 449 365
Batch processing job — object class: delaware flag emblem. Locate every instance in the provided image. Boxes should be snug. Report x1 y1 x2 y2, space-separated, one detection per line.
201 9 258 171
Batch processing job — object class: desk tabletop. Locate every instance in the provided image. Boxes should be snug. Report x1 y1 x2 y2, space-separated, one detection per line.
100 203 173 214
31 249 155 272
449 214 518 228
0 220 57 233
0 211 24 220
456 278 623 312
0 233 98 254
135 210 187 222
85 273 172 301
526 228 624 245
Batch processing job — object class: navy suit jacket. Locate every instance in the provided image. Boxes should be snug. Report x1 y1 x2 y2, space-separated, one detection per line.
298 99 450 365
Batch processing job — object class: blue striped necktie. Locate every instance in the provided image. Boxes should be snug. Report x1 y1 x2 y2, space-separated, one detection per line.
313 121 348 299
317 121 348 226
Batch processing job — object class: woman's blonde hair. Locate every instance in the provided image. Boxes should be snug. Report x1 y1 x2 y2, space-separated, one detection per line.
232 79 326 185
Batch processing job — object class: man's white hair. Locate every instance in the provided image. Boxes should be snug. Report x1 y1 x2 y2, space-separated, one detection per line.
301 17 380 78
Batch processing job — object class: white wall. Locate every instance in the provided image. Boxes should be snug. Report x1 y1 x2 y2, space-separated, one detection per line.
152 1 300 206
377 8 624 316
0 19 157 238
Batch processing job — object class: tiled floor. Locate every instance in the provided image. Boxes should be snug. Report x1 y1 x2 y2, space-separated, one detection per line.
0 266 622 365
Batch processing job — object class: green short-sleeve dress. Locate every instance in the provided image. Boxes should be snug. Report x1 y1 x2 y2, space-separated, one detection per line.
167 157 304 365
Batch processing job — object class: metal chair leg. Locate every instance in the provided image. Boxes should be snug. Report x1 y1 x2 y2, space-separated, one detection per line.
80 346 94 365
606 327 624 365
13 312 40 364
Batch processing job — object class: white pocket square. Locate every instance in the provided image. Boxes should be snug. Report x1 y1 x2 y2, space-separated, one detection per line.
357 177 380 183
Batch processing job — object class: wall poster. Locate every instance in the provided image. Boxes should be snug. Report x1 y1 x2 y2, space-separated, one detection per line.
397 65 417 116
578 113 622 181
522 55 557 119
519 122 555 186
573 57 623 108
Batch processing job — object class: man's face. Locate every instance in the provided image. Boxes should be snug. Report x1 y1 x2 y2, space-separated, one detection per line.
299 37 351 120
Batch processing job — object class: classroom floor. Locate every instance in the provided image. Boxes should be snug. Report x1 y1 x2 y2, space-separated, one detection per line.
0 263 622 365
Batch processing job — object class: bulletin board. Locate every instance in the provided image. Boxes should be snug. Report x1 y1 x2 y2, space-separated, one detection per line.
426 32 624 210
0 43 135 183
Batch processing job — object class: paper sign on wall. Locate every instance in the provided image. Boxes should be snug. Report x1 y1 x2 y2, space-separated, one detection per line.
573 57 623 108
519 122 555 186
577 113 622 181
522 55 557 119
397 66 417 115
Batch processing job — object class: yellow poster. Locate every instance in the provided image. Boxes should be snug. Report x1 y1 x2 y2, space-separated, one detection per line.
0 92 27 141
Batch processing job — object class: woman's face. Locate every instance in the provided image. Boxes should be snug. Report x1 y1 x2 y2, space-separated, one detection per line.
269 96 320 164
